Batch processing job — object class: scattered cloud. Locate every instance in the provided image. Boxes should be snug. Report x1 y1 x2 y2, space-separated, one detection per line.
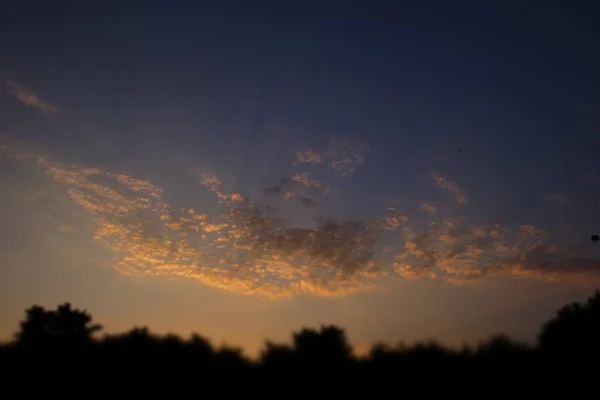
328 139 370 177
269 139 369 206
294 149 322 165
263 173 328 203
3 141 600 300
372 208 407 230
6 80 58 116
293 139 369 177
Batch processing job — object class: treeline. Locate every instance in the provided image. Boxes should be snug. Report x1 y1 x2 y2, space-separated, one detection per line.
1 291 599 388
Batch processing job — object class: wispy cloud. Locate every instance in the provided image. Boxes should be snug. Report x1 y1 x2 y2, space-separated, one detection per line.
431 172 467 204
6 80 58 116
3 141 600 299
544 193 568 207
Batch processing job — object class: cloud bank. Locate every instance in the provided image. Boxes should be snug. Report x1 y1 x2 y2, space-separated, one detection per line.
2 140 599 299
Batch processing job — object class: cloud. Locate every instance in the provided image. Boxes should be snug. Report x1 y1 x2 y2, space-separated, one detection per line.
6 80 58 116
263 173 329 202
431 172 467 204
328 139 370 177
372 208 407 230
294 149 322 165
544 193 568 207
392 221 600 286
4 141 600 299
420 202 437 214
271 139 368 205
3 145 383 298
299 197 316 207
293 139 369 177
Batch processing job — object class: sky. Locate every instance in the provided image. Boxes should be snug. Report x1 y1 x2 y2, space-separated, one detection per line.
1 0 600 356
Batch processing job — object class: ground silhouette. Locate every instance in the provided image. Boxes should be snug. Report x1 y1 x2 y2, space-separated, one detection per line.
1 290 598 390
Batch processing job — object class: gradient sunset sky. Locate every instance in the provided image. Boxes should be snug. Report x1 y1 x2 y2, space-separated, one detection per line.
2 1 600 356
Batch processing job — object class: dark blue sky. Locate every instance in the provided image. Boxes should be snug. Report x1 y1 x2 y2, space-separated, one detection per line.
2 1 600 350
4 1 599 195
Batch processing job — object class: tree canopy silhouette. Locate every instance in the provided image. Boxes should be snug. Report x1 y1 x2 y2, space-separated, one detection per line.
538 289 600 358
2 290 599 386
14 302 101 351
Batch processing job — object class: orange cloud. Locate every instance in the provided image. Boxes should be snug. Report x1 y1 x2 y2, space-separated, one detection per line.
4 141 600 299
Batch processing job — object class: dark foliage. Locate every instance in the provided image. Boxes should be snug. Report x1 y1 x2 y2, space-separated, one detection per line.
1 291 599 391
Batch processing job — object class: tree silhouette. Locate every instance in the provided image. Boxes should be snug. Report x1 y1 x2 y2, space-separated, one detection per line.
260 341 296 369
14 302 102 351
538 289 600 358
2 290 600 384
476 334 532 359
292 325 354 371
